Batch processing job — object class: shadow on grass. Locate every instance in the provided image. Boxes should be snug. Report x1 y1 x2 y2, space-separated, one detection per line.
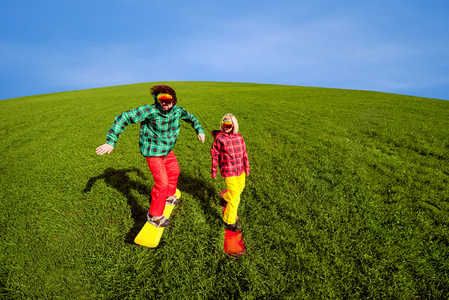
83 167 222 245
178 172 222 223
83 167 151 244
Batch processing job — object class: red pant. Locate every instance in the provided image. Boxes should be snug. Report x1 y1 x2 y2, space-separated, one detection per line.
145 151 180 217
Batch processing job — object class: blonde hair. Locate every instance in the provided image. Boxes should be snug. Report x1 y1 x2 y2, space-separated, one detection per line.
220 113 239 133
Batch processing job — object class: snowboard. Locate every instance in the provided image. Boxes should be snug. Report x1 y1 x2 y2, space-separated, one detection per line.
134 189 181 248
221 189 246 257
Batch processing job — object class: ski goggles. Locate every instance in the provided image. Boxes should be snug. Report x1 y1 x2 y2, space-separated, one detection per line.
156 93 174 103
222 121 233 129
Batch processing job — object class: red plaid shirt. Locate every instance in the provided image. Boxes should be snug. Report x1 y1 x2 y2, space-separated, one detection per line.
211 130 250 178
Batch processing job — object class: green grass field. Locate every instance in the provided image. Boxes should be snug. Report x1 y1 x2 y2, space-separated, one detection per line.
1 81 448 299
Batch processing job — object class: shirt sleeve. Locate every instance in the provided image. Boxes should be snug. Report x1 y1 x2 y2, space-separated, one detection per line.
210 138 221 179
179 108 205 135
105 105 154 146
242 137 250 175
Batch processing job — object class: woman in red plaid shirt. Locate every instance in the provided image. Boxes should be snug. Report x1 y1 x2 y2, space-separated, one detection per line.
211 114 250 231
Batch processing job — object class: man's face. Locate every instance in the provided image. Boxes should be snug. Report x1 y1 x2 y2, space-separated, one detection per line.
160 101 174 111
157 93 174 111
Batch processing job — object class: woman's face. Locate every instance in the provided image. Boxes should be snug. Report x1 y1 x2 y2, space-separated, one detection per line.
222 119 233 133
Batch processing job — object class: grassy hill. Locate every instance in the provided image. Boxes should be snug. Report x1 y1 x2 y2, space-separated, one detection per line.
1 81 448 299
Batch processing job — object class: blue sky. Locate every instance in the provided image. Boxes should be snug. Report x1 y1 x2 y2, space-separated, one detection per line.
1 0 449 100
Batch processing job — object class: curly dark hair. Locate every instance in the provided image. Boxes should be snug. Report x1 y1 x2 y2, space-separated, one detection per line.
150 85 177 105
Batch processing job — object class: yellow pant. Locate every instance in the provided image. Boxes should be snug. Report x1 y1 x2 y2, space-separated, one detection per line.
223 173 246 225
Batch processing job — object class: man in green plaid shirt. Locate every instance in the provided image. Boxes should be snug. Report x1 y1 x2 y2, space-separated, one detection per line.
96 85 205 228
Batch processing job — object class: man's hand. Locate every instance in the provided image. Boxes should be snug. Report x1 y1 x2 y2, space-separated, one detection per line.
96 144 115 155
198 133 205 143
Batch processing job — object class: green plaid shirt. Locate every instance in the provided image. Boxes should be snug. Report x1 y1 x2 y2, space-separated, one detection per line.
105 103 205 157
